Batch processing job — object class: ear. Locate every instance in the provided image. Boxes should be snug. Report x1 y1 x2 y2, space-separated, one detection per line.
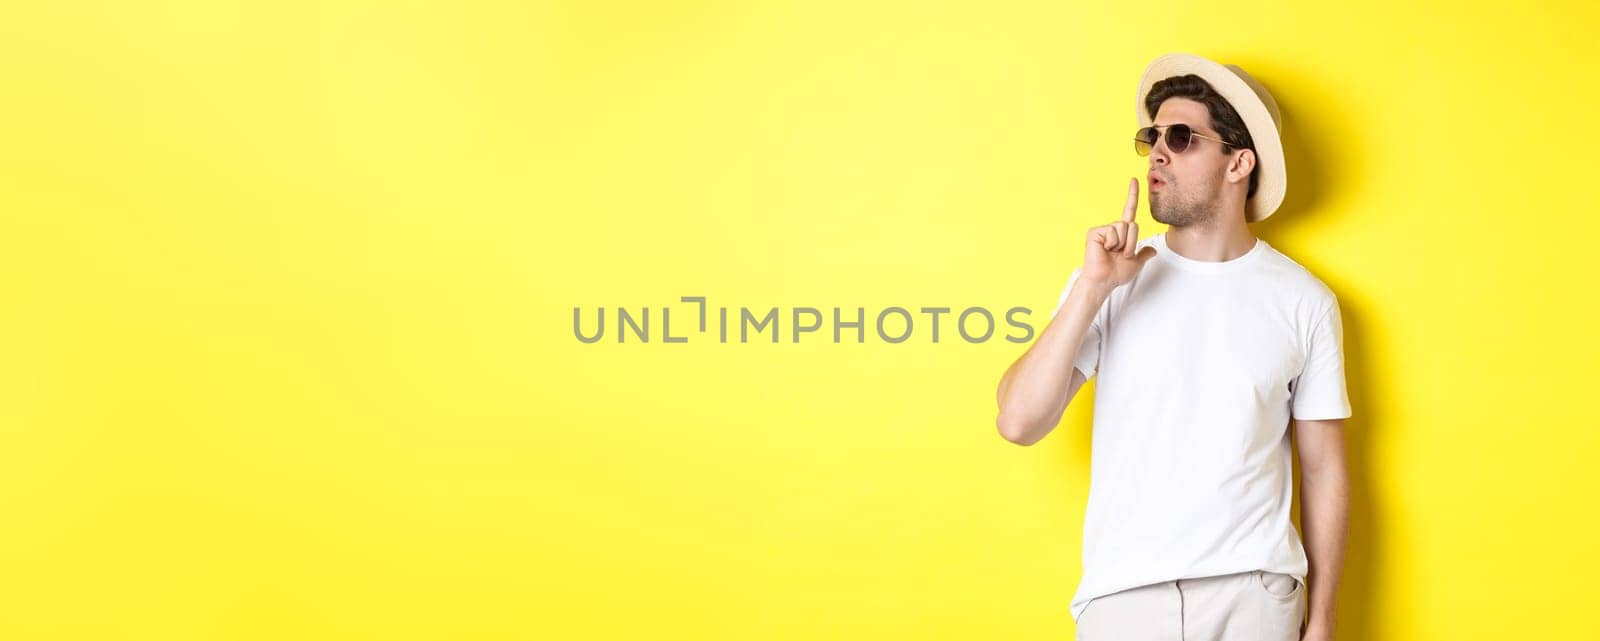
1227 148 1256 187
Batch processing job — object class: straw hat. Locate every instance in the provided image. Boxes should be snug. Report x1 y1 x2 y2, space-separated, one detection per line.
1135 53 1285 222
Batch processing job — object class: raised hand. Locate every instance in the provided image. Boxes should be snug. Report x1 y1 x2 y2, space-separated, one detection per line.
1081 177 1159 289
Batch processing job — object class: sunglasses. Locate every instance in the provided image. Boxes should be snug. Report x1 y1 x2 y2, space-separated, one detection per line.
1134 123 1234 156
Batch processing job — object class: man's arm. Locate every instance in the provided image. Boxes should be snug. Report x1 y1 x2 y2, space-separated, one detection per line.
1294 418 1349 640
997 177 1157 446
994 276 1108 446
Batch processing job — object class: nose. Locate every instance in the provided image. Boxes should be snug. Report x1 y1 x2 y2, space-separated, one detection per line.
1150 135 1171 167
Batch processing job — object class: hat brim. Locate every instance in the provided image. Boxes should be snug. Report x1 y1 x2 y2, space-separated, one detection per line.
1136 53 1285 223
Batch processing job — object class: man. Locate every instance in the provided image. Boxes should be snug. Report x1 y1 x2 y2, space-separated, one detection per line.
994 53 1351 641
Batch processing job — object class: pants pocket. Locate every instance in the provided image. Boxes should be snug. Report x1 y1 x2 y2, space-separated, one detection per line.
1255 571 1308 640
1074 597 1095 640
1256 570 1302 600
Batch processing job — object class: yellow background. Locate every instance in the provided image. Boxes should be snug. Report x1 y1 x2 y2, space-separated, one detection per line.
2 1 1596 639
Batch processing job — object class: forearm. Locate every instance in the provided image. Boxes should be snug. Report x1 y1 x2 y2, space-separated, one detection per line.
995 276 1110 443
1300 462 1350 635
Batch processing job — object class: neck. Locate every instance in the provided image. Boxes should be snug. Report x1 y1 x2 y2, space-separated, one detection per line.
1163 205 1257 261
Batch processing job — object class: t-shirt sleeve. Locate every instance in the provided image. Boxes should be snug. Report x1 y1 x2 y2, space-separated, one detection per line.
1290 297 1353 421
1048 267 1103 380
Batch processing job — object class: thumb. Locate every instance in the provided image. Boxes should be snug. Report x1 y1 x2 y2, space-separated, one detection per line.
1135 246 1157 263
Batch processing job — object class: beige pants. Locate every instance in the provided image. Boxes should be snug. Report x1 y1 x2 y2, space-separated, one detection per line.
1075 570 1308 641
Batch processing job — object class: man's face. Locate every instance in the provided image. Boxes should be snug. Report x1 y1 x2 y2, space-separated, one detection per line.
1146 98 1238 228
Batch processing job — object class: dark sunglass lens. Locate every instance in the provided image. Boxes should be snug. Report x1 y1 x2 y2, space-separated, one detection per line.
1134 127 1156 155
1168 124 1191 153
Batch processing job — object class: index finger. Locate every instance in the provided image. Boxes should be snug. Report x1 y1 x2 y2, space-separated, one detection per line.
1123 177 1139 223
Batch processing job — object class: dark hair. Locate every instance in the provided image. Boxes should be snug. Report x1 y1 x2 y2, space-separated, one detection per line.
1144 74 1258 199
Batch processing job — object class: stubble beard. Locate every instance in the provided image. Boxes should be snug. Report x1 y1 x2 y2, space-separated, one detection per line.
1150 182 1216 228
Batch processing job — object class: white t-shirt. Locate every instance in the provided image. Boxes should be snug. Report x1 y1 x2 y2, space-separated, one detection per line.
1049 232 1351 623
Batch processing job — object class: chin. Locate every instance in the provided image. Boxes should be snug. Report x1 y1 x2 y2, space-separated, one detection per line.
1152 210 1188 227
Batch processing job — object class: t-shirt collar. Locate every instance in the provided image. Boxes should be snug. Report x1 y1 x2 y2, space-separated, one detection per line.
1152 232 1267 272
